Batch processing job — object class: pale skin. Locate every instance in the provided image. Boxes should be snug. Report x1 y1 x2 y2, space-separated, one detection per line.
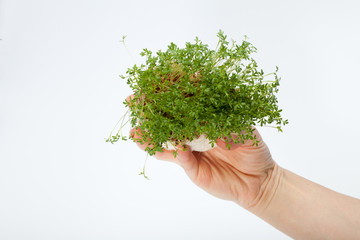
127 96 360 239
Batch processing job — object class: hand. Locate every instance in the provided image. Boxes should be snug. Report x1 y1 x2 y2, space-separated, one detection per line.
128 95 360 239
130 126 277 210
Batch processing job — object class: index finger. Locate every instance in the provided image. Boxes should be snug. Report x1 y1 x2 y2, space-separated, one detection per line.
125 94 135 106
130 127 180 164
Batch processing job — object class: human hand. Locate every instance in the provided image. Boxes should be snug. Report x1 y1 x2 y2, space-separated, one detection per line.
129 114 277 211
127 94 360 239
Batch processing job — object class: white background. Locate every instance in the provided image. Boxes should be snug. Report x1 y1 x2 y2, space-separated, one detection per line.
1 0 360 239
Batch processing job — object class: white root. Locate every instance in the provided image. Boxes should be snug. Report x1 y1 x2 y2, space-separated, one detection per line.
162 134 217 152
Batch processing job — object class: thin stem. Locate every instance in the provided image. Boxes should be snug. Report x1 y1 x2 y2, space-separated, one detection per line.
108 109 129 139
255 125 278 129
139 153 150 180
263 72 276 77
115 118 131 136
263 80 277 83
120 35 135 62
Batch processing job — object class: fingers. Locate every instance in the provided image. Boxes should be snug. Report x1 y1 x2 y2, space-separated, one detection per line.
129 127 199 180
125 94 135 106
130 127 179 164
175 145 199 181
216 128 263 150
126 93 199 179
216 132 244 150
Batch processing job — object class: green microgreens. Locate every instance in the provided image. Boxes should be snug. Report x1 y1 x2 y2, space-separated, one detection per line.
107 30 288 158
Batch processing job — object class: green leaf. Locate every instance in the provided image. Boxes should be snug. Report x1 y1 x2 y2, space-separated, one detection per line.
107 30 288 162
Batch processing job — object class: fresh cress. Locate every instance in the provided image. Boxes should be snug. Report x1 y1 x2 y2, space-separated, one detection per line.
107 30 288 159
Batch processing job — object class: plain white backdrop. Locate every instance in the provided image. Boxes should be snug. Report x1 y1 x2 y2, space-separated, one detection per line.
1 0 360 239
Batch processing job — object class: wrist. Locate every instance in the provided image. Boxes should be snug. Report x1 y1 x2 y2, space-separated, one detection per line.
244 163 283 215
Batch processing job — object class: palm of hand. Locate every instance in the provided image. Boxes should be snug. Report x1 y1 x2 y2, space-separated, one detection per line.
186 135 275 208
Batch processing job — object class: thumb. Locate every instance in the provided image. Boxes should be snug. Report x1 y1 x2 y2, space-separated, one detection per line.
176 146 199 181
